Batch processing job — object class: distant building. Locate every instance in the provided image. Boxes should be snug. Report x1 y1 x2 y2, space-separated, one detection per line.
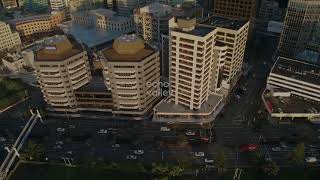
107 0 146 16
18 0 49 13
1 52 26 73
34 35 92 110
49 0 67 11
68 0 104 13
213 0 256 21
100 34 161 115
8 11 66 44
1 0 18 9
134 3 173 43
259 0 286 21
0 21 21 52
278 0 320 58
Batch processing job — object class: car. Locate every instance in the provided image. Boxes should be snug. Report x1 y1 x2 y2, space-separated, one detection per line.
239 144 259 152
0 137 6 142
56 141 64 145
186 130 196 136
195 152 205 157
97 129 108 134
126 155 137 160
66 151 73 155
160 127 170 132
69 124 76 129
271 147 282 152
204 158 214 163
57 128 65 132
134 150 144 155
111 144 120 148
53 145 62 149
305 157 317 163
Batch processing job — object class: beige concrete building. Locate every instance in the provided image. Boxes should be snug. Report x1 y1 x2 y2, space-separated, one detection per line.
9 11 66 44
213 0 256 21
100 34 161 114
167 16 249 111
134 3 173 43
278 0 320 58
0 21 21 52
34 35 91 110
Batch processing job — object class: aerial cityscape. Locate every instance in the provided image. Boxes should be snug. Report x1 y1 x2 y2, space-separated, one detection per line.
0 0 319 179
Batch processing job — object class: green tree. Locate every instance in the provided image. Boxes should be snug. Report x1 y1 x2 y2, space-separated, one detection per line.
252 152 279 176
152 162 183 178
177 134 188 147
288 143 305 166
21 141 44 161
168 166 183 177
215 150 226 175
264 160 279 176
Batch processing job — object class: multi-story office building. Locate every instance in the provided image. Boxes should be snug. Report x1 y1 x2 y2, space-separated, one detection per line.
18 0 49 13
34 35 91 110
1 0 18 9
168 16 249 110
9 11 66 43
134 3 173 43
213 0 256 21
259 0 286 21
0 21 21 52
267 57 320 102
278 0 320 58
100 34 161 114
49 0 67 11
68 0 104 12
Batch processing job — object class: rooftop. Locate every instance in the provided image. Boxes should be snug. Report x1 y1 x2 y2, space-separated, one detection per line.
8 11 61 25
201 16 248 30
89 8 116 17
138 3 172 16
271 57 320 86
172 24 215 37
101 34 156 62
1 52 23 63
35 35 83 61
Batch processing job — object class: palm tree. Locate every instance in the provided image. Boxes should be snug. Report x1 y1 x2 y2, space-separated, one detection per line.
21 141 44 161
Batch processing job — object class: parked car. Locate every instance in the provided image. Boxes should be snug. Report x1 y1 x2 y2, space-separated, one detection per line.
134 150 144 155
111 144 120 148
56 128 65 132
126 155 137 160
239 144 259 152
186 130 196 136
305 157 317 163
195 152 205 157
204 158 214 163
271 147 282 152
97 129 108 134
160 127 170 132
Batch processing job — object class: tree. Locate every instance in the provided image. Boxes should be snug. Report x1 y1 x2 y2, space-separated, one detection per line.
215 150 226 175
288 143 305 166
168 166 183 177
264 160 279 176
177 134 188 147
21 141 44 161
151 162 183 178
252 152 279 176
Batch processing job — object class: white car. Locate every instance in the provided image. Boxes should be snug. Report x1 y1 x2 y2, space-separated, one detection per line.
57 128 65 132
97 129 108 134
53 145 62 150
195 152 205 157
66 151 73 155
204 158 214 163
111 144 120 148
305 157 317 163
160 127 171 132
126 155 137 160
271 147 282 152
0 137 6 142
134 150 144 155
56 141 64 145
186 130 196 136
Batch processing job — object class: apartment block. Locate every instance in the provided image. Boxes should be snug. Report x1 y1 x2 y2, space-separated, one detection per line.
8 11 66 44
34 35 91 110
0 21 21 52
134 3 173 43
213 0 256 21
100 34 161 114
1 0 18 9
278 0 320 58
